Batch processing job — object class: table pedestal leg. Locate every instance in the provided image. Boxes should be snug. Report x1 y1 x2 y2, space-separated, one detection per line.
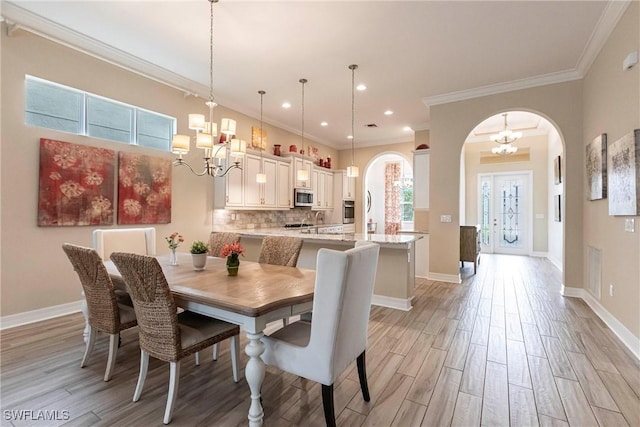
245 331 265 427
80 292 90 343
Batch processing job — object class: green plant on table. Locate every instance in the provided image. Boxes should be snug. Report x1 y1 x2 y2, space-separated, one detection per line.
190 240 209 254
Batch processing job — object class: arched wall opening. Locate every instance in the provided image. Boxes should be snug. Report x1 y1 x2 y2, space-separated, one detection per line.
459 110 565 271
363 152 413 235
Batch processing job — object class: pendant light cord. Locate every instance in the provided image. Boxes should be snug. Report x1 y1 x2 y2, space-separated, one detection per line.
259 90 265 164
300 78 307 154
349 64 357 166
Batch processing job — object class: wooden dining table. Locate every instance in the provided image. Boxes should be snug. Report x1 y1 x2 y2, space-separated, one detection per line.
103 252 316 427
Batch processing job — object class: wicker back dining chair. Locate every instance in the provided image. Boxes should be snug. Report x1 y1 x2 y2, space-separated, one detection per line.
258 236 304 267
62 244 137 382
208 232 241 257
261 242 380 427
110 252 241 425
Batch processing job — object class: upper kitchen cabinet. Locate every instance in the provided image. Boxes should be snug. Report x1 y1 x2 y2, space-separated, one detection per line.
214 150 292 210
413 149 430 209
312 167 334 210
291 156 314 189
334 170 356 200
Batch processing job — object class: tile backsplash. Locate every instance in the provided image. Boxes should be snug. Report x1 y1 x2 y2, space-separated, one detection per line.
213 208 329 230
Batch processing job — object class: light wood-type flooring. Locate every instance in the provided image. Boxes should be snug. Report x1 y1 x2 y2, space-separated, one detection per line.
2 254 639 426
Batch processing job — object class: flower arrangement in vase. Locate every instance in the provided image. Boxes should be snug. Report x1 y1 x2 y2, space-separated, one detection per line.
165 232 184 265
190 240 209 271
220 242 245 276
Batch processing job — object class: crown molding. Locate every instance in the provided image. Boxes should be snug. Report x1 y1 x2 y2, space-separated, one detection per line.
422 69 582 107
2 2 208 97
576 0 632 75
422 0 631 108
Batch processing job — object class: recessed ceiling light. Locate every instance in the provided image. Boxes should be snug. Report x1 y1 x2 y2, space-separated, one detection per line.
384 110 393 116
282 102 291 109
320 121 328 127
347 135 353 139
403 126 413 132
356 84 367 91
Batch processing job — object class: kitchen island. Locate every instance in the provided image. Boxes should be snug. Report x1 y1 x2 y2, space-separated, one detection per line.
215 227 421 310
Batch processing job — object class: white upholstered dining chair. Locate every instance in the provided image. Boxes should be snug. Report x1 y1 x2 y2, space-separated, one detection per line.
92 227 156 260
261 241 380 427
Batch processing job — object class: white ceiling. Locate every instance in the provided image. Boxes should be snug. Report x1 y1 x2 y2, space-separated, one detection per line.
2 1 628 148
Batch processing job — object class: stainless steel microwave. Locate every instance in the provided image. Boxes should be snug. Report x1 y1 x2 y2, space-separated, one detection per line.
294 188 314 207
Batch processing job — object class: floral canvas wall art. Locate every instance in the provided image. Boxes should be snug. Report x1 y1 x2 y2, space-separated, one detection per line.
586 133 607 201
117 152 172 224
608 129 640 216
38 138 115 226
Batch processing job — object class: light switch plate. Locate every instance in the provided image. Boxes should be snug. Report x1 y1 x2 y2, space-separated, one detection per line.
440 215 452 223
625 218 635 232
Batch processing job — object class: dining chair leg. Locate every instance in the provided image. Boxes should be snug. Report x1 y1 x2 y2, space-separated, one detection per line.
195 352 200 366
164 361 181 424
104 333 119 381
356 351 370 401
80 326 96 368
321 384 336 427
230 336 240 383
133 350 149 402
212 343 218 361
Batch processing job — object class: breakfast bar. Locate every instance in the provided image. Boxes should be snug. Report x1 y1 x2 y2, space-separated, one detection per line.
215 228 422 311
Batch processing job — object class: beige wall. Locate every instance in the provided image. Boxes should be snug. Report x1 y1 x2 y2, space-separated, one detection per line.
583 2 639 338
0 28 337 316
337 141 416 233
430 80 584 286
463 135 549 253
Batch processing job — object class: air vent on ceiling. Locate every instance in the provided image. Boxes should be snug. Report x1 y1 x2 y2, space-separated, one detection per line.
365 123 378 128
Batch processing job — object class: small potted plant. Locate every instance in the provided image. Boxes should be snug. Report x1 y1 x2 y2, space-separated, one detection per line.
190 240 209 271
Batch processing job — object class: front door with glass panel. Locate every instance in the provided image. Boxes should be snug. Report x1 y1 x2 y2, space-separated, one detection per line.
479 173 531 255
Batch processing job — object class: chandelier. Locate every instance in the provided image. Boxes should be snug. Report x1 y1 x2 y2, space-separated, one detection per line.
347 64 359 178
171 0 245 177
491 113 520 156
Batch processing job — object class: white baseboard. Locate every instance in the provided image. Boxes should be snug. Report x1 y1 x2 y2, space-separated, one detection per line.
531 251 548 258
371 294 413 311
0 300 83 330
561 286 639 360
547 254 563 272
427 272 462 284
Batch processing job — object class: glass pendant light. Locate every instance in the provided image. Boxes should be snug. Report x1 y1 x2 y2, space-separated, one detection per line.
347 64 359 178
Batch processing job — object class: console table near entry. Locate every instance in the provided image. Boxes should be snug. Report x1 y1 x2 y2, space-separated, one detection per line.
460 225 480 274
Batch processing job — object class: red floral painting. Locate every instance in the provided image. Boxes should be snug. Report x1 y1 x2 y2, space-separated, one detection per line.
117 152 172 224
38 138 115 226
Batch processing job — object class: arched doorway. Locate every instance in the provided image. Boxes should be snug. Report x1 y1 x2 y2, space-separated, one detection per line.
364 152 413 235
460 111 564 271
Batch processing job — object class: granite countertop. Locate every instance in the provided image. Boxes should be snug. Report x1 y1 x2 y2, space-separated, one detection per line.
211 227 422 246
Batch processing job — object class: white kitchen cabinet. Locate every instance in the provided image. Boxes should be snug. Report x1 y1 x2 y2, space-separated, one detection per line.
277 160 292 208
224 158 244 207
214 150 291 210
334 170 355 200
293 157 314 189
413 149 430 209
312 168 334 210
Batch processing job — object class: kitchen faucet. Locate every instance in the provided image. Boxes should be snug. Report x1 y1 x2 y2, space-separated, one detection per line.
315 211 324 225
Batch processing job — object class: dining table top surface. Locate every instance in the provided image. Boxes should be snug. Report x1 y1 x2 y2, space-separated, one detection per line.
105 253 316 318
